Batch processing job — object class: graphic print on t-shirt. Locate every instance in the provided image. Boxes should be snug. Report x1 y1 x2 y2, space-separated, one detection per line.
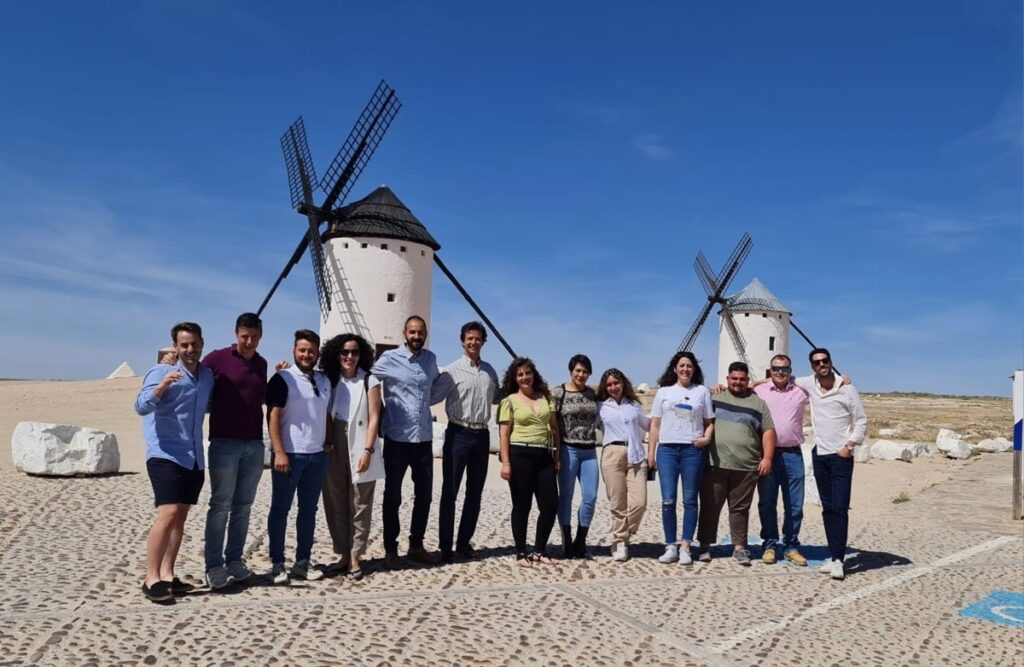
670 399 696 426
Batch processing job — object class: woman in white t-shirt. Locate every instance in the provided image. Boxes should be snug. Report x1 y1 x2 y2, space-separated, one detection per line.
320 333 384 581
647 351 715 566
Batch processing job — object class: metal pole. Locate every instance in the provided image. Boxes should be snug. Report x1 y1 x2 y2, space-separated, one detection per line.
1013 370 1023 520
433 255 518 360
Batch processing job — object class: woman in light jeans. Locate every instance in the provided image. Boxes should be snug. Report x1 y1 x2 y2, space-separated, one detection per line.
596 369 651 562
320 333 384 581
647 351 715 566
552 354 600 559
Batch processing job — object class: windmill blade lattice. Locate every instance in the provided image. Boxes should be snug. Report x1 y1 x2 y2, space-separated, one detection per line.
720 305 750 362
677 233 753 352
281 117 318 210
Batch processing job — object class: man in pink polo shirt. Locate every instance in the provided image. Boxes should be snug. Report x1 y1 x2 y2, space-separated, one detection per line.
753 354 810 566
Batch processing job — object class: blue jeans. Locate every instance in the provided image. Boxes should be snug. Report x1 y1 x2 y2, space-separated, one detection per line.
757 448 805 552
204 438 265 569
268 451 327 564
657 442 706 544
558 445 599 527
812 447 855 562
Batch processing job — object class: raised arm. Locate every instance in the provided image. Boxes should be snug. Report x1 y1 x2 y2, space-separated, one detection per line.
134 366 181 416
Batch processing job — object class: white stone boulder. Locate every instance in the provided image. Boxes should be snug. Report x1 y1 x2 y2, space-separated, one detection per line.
878 428 900 438
943 440 974 460
936 428 964 449
12 422 120 476
636 383 650 394
488 424 500 453
854 442 874 463
870 439 914 462
432 421 447 458
972 437 1012 453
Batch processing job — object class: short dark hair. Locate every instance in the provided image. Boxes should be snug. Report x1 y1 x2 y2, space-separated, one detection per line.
460 321 487 342
294 329 320 347
809 347 831 363
171 321 202 343
727 361 749 376
235 312 262 332
657 351 705 387
568 354 592 374
771 354 792 366
404 315 427 331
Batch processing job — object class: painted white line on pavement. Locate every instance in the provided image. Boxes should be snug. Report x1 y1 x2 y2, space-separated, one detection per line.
711 535 1017 654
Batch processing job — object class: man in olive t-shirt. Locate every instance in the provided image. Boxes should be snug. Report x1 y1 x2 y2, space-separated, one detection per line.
696 361 776 566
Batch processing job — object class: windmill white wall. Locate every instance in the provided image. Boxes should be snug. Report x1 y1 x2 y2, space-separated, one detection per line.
716 279 791 383
321 236 434 351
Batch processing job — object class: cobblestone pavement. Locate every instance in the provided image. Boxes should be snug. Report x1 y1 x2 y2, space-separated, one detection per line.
0 455 1020 666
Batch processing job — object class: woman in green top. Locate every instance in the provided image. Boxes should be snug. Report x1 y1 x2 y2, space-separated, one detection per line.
498 357 561 565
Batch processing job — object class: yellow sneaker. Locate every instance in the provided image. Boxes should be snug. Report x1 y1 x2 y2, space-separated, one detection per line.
784 549 808 566
762 549 777 565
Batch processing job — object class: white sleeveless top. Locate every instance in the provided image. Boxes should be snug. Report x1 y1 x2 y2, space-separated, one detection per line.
278 366 332 454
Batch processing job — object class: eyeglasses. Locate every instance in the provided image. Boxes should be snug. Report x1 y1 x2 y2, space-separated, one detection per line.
770 366 792 373
811 358 831 367
340 349 360 358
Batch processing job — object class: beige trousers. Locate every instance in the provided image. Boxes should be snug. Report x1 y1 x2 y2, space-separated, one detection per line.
600 445 648 543
323 419 376 558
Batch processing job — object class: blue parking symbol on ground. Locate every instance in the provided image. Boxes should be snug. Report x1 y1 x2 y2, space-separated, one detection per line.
959 591 1024 628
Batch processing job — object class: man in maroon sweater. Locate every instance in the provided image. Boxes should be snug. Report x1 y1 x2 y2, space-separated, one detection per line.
201 313 268 589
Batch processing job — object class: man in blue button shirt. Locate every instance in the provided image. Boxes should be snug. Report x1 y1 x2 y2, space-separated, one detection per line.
135 321 214 602
371 315 453 568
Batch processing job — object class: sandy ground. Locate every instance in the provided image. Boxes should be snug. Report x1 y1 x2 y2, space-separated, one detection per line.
0 378 1021 664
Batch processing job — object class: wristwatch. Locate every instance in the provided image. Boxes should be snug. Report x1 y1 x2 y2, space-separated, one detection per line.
364 446 375 454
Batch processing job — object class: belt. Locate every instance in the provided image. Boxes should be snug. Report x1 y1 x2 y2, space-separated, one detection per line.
604 441 627 446
449 418 488 431
510 442 551 449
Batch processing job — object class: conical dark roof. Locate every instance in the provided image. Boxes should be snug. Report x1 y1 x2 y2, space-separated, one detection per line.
325 186 440 251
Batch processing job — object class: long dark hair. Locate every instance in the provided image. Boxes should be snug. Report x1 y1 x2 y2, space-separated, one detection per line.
320 333 374 387
500 357 550 399
596 368 639 403
656 351 705 387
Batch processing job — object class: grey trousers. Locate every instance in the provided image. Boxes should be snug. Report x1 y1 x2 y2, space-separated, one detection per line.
323 419 376 558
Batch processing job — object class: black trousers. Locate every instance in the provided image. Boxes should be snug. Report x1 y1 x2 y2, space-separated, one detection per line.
507 445 558 556
439 423 490 555
382 438 433 553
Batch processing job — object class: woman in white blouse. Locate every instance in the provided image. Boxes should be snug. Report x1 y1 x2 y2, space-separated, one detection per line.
596 369 651 562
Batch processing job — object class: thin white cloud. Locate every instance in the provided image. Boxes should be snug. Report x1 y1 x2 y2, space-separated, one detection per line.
632 133 674 161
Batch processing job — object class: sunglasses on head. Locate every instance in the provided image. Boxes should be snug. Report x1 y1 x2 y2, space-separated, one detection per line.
340 349 360 357
770 366 792 373
811 358 831 367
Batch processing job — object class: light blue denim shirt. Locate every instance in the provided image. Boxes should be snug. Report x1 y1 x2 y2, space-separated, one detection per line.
135 361 214 469
371 346 452 442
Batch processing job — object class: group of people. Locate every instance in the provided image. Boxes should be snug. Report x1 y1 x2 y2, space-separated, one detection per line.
135 312 867 603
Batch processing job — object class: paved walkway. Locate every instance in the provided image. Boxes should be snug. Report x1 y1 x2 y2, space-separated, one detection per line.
0 456 1021 666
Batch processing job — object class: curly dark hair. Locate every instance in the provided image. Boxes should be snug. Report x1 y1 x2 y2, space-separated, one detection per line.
499 357 550 399
656 351 705 387
320 333 374 387
596 368 639 403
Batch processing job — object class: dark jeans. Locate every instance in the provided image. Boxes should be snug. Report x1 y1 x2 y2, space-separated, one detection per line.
382 438 433 553
439 423 490 555
268 451 327 565
507 445 559 556
812 447 854 562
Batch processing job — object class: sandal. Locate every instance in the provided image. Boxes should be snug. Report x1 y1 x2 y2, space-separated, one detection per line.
530 552 558 566
347 568 364 581
514 553 532 567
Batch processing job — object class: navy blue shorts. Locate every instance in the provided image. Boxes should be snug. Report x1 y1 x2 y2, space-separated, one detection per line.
146 458 204 506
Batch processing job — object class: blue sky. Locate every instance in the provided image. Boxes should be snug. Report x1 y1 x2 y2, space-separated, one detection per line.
0 1 1020 396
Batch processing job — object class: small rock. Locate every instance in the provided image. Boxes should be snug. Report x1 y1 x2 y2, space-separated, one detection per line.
944 440 974 460
854 443 873 463
936 428 964 450
972 437 1012 453
878 428 900 438
870 439 914 462
12 422 120 476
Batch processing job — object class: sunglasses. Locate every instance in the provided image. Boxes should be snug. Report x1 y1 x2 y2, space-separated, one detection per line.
770 366 792 373
811 358 831 367
303 372 320 397
340 349 360 358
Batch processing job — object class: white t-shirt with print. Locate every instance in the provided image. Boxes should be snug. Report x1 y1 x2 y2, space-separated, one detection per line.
651 384 715 444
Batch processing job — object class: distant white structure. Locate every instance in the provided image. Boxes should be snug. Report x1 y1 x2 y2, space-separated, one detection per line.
321 186 439 356
106 362 136 379
717 278 791 382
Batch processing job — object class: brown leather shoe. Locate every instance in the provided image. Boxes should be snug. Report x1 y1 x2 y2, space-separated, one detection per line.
384 551 402 570
407 546 439 565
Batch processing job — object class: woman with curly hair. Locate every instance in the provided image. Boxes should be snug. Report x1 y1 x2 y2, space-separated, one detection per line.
497 357 561 565
320 333 383 580
596 368 651 562
647 351 715 566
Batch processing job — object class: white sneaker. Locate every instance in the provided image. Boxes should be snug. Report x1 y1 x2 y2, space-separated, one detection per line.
830 560 845 580
677 547 693 565
612 542 629 562
658 544 679 563
819 559 835 573
291 560 324 581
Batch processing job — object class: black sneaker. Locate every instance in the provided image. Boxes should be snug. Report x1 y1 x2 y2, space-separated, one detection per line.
142 581 174 602
166 577 194 596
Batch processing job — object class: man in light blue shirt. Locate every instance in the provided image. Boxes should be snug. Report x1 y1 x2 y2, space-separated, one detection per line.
371 315 453 568
134 322 214 602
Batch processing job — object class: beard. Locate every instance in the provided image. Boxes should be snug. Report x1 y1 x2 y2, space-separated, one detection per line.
406 338 425 351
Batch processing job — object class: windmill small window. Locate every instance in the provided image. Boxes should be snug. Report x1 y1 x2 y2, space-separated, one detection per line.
386 293 396 302
381 243 388 250
400 245 407 252
343 242 349 249
769 336 775 351
361 243 368 249
421 250 425 256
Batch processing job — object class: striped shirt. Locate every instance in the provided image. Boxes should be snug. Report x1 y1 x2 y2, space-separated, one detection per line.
439 355 500 425
709 391 775 472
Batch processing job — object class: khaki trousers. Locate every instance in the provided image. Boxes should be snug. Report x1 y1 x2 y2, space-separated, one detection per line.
696 467 758 547
323 419 376 558
600 445 648 544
